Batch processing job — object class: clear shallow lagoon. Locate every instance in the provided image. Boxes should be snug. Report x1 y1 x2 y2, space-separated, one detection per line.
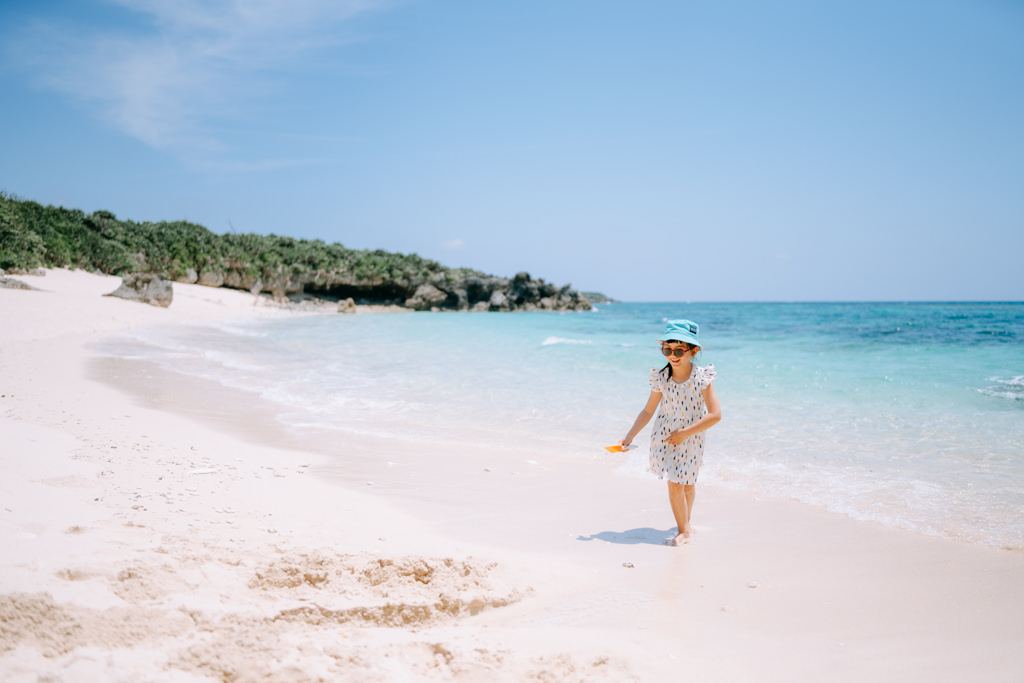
97 302 1024 549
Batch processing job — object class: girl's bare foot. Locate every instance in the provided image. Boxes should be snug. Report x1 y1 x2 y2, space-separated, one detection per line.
664 532 690 546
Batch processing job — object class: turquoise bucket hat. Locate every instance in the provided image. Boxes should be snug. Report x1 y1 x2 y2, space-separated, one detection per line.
658 319 701 346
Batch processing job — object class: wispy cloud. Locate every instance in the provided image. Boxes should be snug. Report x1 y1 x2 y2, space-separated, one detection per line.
441 238 466 250
7 0 383 168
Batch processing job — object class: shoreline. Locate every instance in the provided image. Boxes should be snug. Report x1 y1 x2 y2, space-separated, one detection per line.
3 269 1024 681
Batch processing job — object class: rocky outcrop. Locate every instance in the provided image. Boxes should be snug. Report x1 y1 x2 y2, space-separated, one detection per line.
0 276 38 290
189 266 592 313
429 272 589 312
390 272 590 312
337 297 357 314
197 270 224 287
104 273 173 308
174 268 198 284
404 284 448 311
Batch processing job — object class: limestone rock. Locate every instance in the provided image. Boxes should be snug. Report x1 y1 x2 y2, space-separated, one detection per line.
159 262 592 313
0 276 38 290
337 297 357 314
104 273 173 307
404 283 448 311
174 268 198 284
223 270 259 291
260 273 299 300
488 290 508 311
450 288 469 311
197 270 224 287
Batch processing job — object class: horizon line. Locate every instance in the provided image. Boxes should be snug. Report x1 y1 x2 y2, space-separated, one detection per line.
598 300 1024 305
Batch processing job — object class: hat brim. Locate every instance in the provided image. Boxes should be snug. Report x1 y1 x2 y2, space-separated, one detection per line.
658 333 700 346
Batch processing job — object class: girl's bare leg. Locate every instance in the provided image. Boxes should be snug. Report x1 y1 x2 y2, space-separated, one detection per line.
684 484 696 522
666 482 691 545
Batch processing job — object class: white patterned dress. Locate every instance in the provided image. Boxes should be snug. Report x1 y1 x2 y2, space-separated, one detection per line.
648 364 717 485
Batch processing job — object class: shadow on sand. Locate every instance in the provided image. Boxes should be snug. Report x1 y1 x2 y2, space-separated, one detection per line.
577 527 675 546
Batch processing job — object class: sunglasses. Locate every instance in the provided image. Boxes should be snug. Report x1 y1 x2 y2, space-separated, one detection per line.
661 346 691 358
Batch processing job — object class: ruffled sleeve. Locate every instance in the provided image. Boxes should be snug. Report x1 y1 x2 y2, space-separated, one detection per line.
696 364 717 390
648 367 665 393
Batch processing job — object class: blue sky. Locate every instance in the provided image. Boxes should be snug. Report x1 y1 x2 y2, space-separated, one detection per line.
1 0 1022 301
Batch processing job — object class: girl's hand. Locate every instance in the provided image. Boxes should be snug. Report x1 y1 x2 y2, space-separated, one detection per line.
618 437 631 448
664 431 688 445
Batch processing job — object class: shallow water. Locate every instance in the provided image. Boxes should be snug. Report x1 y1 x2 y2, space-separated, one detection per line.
95 301 1024 549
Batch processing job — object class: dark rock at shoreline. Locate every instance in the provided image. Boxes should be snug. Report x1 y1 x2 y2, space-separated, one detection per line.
405 283 448 311
191 266 592 313
104 273 173 307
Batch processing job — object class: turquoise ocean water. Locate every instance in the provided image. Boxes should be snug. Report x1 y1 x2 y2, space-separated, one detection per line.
97 302 1024 549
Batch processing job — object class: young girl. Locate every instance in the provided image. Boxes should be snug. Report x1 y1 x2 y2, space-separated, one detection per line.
619 319 721 546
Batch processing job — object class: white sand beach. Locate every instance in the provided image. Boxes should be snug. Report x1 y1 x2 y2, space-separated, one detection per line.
2 269 1023 682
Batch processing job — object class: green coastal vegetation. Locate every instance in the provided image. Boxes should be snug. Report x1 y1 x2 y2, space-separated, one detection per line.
0 190 467 286
0 191 598 311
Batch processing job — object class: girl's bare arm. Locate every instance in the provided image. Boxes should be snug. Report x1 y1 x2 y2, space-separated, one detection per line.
620 391 663 446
